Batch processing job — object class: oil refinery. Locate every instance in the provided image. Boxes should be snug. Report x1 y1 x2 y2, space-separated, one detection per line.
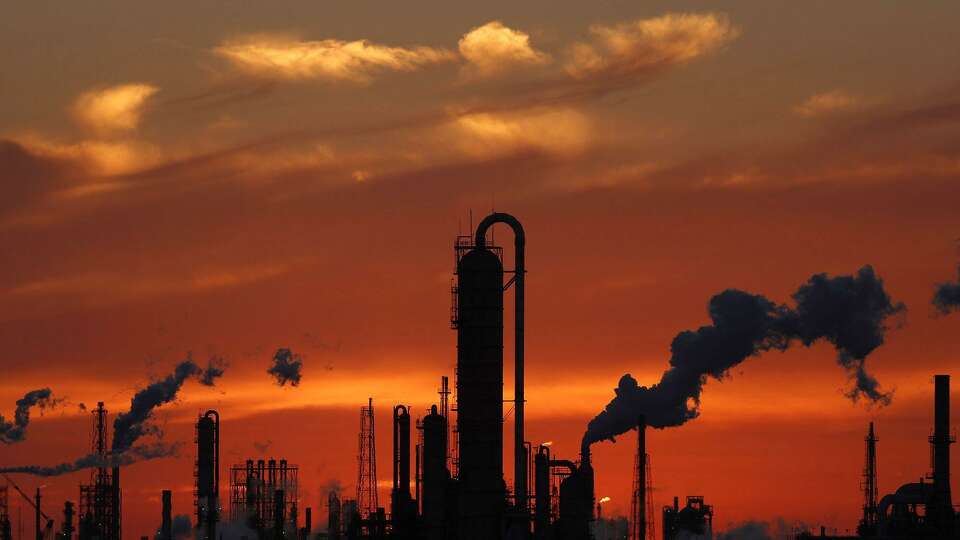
0 212 957 540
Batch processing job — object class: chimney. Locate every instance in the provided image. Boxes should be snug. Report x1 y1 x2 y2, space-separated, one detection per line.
112 466 121 540
637 416 647 540
161 490 172 540
930 375 955 531
34 489 41 540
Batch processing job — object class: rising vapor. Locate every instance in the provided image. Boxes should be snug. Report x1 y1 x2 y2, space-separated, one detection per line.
583 266 903 449
0 442 178 477
267 348 303 387
933 265 960 314
112 356 225 452
1 355 223 477
0 388 58 444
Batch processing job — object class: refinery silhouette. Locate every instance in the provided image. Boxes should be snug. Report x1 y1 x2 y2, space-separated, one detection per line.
0 212 957 540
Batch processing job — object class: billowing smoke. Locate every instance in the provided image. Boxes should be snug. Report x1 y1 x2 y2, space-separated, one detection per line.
112 356 224 453
200 356 228 386
253 439 272 453
267 348 303 387
715 518 810 540
0 442 178 476
584 266 903 449
0 388 58 444
1 355 223 477
933 266 960 314
715 522 770 540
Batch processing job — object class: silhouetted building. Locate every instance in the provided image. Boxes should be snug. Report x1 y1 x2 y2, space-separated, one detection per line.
662 496 712 540
230 458 299 538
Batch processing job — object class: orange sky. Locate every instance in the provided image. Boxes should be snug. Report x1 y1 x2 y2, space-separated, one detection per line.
2 1 960 538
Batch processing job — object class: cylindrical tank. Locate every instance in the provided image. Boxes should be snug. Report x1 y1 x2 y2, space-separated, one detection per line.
393 405 411 499
196 412 218 530
392 405 413 537
534 447 550 540
423 406 449 540
456 247 505 540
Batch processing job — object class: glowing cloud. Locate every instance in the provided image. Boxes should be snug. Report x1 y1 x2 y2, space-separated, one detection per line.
215 34 456 82
71 83 159 134
794 90 860 117
566 13 738 79
450 107 590 157
458 21 550 77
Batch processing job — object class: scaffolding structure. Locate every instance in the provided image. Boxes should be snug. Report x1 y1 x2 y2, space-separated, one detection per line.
78 402 119 540
357 398 378 519
229 459 298 536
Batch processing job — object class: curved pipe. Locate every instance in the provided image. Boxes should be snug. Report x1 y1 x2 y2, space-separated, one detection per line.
474 212 527 509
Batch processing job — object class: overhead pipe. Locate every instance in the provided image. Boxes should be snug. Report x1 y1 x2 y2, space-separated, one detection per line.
474 212 527 510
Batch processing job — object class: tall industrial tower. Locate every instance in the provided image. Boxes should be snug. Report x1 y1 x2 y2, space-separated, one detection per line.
630 418 652 540
79 402 119 540
0 484 10 540
858 422 879 537
357 398 379 519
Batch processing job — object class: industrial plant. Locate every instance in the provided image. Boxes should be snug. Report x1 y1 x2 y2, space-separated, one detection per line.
0 212 958 540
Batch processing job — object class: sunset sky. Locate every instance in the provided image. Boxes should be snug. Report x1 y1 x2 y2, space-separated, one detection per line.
2 1 960 537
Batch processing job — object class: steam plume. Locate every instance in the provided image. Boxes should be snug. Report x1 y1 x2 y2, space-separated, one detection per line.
933 265 960 314
267 348 303 387
0 442 178 476
584 266 903 449
0 388 58 444
112 355 225 452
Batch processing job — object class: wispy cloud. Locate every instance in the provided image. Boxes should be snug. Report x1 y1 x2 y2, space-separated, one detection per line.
458 21 550 78
214 34 456 83
566 13 738 80
7 260 310 301
794 90 861 117
71 84 159 135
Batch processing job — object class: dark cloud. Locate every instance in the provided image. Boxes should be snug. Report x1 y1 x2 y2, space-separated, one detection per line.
933 266 960 314
0 388 58 444
267 348 303 387
584 266 903 449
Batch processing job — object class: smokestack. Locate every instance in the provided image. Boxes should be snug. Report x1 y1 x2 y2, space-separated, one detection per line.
161 490 172 540
274 489 285 540
34 489 40 540
929 374 955 532
305 507 312 534
111 466 121 540
637 417 646 540
61 501 75 540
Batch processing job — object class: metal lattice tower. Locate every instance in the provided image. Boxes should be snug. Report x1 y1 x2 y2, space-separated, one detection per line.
630 450 639 540
645 455 655 540
357 398 379 518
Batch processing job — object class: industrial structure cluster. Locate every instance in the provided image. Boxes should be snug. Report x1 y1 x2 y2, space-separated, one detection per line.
0 212 958 540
